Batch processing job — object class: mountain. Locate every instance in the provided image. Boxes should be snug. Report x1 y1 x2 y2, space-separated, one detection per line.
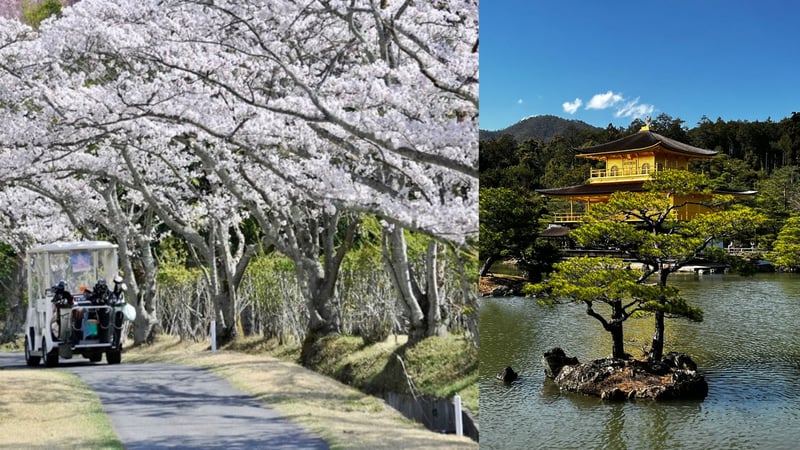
480 115 600 142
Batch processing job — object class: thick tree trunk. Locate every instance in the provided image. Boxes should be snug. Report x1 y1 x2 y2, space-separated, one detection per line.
383 227 445 345
425 241 447 338
297 214 359 367
383 227 426 342
129 244 159 345
297 258 340 336
102 184 160 346
610 323 626 359
212 225 258 343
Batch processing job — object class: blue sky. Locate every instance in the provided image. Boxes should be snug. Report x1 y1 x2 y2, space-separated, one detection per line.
480 1 800 131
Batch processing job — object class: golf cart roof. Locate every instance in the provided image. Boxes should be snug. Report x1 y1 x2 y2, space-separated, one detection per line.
28 241 118 254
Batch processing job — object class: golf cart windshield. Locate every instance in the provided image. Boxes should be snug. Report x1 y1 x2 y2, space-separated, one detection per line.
27 241 119 300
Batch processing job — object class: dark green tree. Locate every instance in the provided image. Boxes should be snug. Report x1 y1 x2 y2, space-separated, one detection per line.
624 118 647 135
775 112 800 167
691 154 760 191
767 216 800 272
539 135 592 189
754 165 800 242
478 187 548 276
649 113 689 142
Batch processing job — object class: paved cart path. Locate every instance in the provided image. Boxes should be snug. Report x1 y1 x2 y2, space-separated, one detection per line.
0 353 328 449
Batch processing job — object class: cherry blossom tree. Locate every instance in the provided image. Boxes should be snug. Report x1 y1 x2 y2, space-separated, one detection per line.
0 0 478 345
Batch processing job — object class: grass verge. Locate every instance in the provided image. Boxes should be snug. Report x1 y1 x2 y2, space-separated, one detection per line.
124 334 478 449
292 333 479 414
0 367 122 449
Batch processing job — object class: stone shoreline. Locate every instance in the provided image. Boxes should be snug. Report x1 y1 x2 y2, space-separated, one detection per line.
479 274 527 297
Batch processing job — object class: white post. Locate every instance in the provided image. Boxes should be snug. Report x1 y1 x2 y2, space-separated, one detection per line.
454 394 463 436
210 320 217 353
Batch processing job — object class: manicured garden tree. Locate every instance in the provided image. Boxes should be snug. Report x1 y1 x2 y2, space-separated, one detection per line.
767 215 800 271
529 256 699 359
569 170 765 361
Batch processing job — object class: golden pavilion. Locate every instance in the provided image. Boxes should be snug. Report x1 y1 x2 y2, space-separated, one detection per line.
537 125 754 225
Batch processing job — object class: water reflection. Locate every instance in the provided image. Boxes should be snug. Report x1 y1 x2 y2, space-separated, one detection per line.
480 273 800 449
604 403 627 450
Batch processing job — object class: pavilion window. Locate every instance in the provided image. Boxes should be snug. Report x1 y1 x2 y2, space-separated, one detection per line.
623 161 635 175
641 163 650 174
610 165 619 176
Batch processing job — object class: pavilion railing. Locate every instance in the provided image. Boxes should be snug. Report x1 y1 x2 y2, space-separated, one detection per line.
551 210 681 223
588 166 659 182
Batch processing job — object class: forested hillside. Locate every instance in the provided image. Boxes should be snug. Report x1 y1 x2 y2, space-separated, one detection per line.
480 112 800 277
479 114 598 142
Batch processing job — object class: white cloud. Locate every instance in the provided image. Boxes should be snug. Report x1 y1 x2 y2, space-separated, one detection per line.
560 90 656 121
615 97 655 118
562 98 582 114
586 90 624 110
517 98 524 105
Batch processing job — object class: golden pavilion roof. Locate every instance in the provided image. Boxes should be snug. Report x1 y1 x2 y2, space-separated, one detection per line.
576 131 718 160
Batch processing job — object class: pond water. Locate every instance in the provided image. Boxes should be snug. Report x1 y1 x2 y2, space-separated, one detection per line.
479 273 800 449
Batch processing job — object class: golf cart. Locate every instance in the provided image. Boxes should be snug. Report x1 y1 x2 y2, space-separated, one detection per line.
23 241 136 367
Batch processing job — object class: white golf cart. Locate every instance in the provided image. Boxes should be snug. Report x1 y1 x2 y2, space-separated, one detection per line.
23 241 135 367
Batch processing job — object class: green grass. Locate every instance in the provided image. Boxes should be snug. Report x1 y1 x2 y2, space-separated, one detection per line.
269 333 479 415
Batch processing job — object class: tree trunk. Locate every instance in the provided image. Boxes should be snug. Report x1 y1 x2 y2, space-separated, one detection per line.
212 224 258 343
425 241 446 338
610 323 626 359
649 267 670 361
296 255 340 336
0 255 26 343
479 255 498 277
650 310 665 361
128 239 159 345
453 245 479 345
102 184 159 346
382 227 445 345
610 300 626 359
383 227 426 342
586 300 627 360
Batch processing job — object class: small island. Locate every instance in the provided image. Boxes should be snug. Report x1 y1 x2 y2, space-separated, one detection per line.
542 347 708 401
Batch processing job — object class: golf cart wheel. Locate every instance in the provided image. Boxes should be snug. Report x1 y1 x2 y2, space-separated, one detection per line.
24 334 41 366
42 338 59 367
106 350 121 365
88 352 102 363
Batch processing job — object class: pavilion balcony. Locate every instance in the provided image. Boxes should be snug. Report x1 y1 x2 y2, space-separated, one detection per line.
587 166 659 183
550 210 681 224
551 212 584 223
